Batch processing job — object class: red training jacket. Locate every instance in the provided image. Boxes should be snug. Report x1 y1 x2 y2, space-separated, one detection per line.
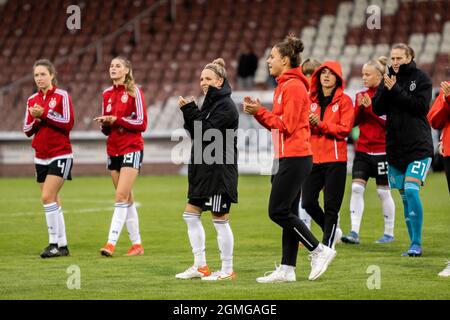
254 66 312 158
428 89 450 157
309 61 354 164
354 86 387 154
101 85 147 156
23 87 74 160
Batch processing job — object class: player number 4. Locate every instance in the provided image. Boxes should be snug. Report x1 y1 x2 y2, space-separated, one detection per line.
57 160 65 175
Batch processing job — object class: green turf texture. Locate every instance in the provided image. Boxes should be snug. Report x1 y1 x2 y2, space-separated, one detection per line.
0 174 449 299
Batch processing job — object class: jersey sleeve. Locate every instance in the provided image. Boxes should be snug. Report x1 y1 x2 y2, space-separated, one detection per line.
114 88 147 132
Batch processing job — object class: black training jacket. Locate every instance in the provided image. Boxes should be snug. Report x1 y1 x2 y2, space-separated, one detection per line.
372 60 433 171
181 79 239 202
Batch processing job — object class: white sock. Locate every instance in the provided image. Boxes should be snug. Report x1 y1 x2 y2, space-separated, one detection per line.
299 198 312 230
350 183 365 234
376 188 395 237
44 202 59 244
107 202 129 245
126 203 141 245
58 207 67 247
213 218 234 274
281 264 295 273
183 212 206 267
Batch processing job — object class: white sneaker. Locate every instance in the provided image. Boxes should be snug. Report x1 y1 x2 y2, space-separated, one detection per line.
175 265 210 279
332 228 343 249
438 262 450 277
308 245 336 281
201 271 236 281
256 264 296 283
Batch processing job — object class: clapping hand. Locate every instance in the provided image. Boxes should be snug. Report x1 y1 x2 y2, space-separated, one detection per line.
242 96 261 115
29 103 44 118
178 96 195 108
93 115 117 126
309 113 320 126
384 74 397 90
441 81 450 98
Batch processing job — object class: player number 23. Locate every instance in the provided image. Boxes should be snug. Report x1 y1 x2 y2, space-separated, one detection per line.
377 161 388 175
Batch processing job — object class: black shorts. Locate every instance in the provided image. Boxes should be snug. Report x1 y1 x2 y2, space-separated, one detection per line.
108 150 143 171
188 194 232 214
35 158 73 183
352 152 388 185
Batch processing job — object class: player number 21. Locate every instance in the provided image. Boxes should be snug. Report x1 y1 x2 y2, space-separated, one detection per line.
411 161 426 176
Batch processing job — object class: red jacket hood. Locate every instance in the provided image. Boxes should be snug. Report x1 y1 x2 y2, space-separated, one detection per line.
276 66 310 92
310 61 345 99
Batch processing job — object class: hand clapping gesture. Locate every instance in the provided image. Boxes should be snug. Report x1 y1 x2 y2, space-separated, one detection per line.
242 96 261 115
178 96 196 108
441 81 450 98
357 93 372 108
29 103 44 119
384 74 397 90
93 115 117 126
309 113 320 127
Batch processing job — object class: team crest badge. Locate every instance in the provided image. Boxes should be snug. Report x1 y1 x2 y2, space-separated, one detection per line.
332 103 339 112
410 81 416 91
49 98 57 108
121 93 128 103
106 104 112 112
310 103 318 112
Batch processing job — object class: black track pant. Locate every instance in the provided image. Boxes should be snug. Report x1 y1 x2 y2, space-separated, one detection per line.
444 156 450 194
268 156 320 267
301 162 347 247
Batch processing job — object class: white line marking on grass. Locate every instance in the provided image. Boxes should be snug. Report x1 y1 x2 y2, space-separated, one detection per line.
7 202 141 217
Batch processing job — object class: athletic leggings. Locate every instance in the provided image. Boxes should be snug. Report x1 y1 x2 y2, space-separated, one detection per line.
268 156 320 266
301 162 347 247
444 156 450 194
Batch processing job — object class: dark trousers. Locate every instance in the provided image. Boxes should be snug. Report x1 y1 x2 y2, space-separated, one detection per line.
302 162 347 247
268 156 320 266
444 156 450 194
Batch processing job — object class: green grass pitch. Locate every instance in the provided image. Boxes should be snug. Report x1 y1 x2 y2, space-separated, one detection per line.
0 173 449 300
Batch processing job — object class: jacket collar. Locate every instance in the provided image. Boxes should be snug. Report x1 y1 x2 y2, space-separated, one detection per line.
38 86 56 98
388 60 416 76
204 78 232 105
276 67 310 91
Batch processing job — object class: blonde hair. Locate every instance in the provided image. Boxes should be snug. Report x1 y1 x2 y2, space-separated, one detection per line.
204 58 227 79
33 59 58 86
364 56 388 76
113 56 136 97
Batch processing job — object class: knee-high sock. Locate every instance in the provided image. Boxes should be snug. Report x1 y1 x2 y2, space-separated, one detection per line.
183 212 206 267
400 191 413 242
58 206 67 247
44 202 59 244
376 188 395 237
298 198 312 230
107 202 129 245
126 203 141 245
404 182 423 246
349 183 365 234
213 218 234 274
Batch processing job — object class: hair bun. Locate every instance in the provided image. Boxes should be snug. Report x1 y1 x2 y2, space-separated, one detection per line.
212 58 226 68
286 34 304 53
377 56 388 67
